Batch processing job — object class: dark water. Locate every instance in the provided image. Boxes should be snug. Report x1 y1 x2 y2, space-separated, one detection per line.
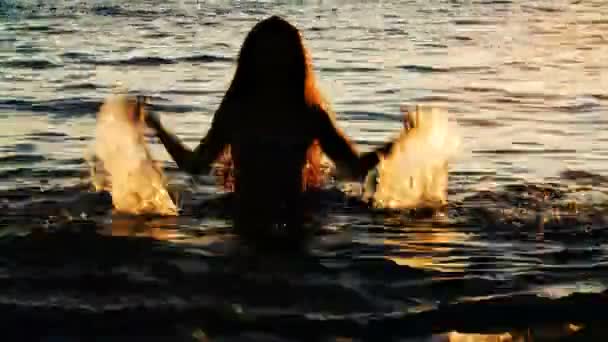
1 0 608 340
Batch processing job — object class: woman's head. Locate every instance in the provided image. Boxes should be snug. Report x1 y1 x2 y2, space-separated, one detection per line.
223 16 323 106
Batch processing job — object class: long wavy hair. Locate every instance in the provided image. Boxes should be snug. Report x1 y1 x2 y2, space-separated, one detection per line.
213 16 330 191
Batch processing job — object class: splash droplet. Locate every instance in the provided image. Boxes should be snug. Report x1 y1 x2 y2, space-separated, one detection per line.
367 106 461 209
89 93 178 216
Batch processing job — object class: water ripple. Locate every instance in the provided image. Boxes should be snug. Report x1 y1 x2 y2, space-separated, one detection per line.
0 59 60 70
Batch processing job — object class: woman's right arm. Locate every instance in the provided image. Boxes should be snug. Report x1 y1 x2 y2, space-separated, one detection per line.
314 106 395 180
146 105 228 175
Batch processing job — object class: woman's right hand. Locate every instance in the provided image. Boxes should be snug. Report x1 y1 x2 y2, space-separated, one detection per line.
144 110 162 131
371 105 413 160
138 96 162 132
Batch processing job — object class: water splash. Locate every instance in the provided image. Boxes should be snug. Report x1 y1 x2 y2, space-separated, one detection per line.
366 105 462 209
88 94 178 216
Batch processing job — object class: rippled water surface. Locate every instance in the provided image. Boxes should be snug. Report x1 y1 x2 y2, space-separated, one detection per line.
1 0 607 340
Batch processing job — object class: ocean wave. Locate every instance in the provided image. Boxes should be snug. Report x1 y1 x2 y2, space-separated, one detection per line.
399 65 492 74
0 98 101 117
0 59 60 70
61 54 233 67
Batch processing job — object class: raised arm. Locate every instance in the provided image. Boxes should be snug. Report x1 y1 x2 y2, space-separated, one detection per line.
145 102 229 175
314 106 394 180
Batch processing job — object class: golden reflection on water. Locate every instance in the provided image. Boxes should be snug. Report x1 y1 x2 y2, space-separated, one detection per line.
430 322 584 342
102 215 182 241
442 331 514 342
383 225 472 272
100 215 235 248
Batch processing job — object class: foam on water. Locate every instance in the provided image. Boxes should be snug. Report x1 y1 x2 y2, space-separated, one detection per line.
366 106 462 209
89 94 178 216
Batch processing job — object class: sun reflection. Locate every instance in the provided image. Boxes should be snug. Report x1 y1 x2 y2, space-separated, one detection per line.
384 226 472 273
431 322 586 342
444 331 514 342
536 282 608 299
100 214 236 250
102 215 183 241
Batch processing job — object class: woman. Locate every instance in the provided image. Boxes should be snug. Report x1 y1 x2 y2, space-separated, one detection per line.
146 16 398 234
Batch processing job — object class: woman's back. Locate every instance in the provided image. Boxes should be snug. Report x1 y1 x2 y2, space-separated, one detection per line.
225 101 321 231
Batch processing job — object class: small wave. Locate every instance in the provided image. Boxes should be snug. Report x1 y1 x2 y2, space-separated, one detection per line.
370 291 608 338
26 131 69 142
46 29 77 35
92 5 163 18
0 98 101 117
0 59 60 70
490 96 523 104
560 170 608 185
28 132 68 138
504 91 564 101
57 158 87 166
449 35 473 41
475 0 513 4
339 111 402 123
0 168 82 180
63 54 232 67
24 13 79 20
452 19 498 26
8 25 51 33
473 149 577 155
199 21 221 27
177 54 233 63
0 96 201 117
213 42 232 49
462 86 501 93
0 154 45 164
400 65 491 73
512 141 543 147
319 66 381 73
148 102 205 114
95 56 177 66
309 26 327 32
400 65 448 73
535 128 571 136
12 143 36 153
140 32 171 39
554 99 601 113
159 89 224 96
417 43 448 49
505 61 542 71
65 136 92 142
375 88 399 95
457 118 504 127
450 66 494 73
61 51 94 60
522 5 563 13
412 95 470 103
591 94 608 101
58 83 102 91
92 5 122 16
15 44 43 54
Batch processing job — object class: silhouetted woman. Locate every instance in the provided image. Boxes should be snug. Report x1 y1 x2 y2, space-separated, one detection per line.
146 16 397 234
